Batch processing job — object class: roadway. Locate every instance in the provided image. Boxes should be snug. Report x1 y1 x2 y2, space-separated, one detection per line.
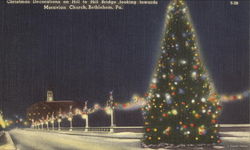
9 128 250 150
10 129 141 150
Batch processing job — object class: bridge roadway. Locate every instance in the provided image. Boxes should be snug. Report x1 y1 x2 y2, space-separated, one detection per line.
9 125 250 150
10 129 142 150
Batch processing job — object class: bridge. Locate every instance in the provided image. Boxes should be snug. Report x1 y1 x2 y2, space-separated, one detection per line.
27 90 250 133
11 91 248 150
4 124 250 150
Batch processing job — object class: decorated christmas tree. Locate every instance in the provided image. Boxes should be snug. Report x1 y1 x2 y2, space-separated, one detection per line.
142 0 221 146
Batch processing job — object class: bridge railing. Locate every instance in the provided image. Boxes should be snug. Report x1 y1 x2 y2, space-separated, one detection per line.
32 126 144 133
31 124 250 133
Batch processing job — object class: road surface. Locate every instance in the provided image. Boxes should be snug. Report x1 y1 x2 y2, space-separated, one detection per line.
9 129 250 150
10 129 141 150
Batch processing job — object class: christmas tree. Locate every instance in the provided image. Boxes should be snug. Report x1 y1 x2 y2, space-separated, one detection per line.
142 0 221 146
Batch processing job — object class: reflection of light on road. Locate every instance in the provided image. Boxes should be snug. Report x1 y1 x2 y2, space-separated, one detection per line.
9 128 250 150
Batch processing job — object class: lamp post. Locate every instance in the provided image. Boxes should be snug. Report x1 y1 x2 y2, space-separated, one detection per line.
82 114 88 132
111 109 114 131
31 119 34 129
85 115 88 132
106 91 115 133
41 122 44 130
105 107 114 132
51 120 54 130
68 105 73 131
46 114 49 130
82 101 89 132
51 112 55 130
68 117 72 131
58 118 61 131
58 108 62 131
46 121 49 130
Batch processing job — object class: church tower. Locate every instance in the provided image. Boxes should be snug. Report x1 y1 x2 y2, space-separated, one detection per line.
47 90 54 102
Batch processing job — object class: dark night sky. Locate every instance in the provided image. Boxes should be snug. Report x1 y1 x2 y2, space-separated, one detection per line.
0 0 249 124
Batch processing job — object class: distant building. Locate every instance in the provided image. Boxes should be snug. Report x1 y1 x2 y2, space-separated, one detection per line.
26 91 85 122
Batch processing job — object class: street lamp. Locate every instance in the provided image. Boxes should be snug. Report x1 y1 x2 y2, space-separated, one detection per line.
46 121 49 130
68 117 72 131
37 124 39 129
34 123 37 129
68 105 73 131
82 114 88 132
57 118 61 131
58 108 62 131
51 120 54 130
41 122 44 130
82 101 89 132
106 91 115 133
51 112 55 130
105 107 114 132
46 114 49 130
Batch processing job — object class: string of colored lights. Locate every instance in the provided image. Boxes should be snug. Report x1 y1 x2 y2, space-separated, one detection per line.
62 89 250 116
110 89 250 110
112 89 250 110
219 90 250 102
33 90 249 125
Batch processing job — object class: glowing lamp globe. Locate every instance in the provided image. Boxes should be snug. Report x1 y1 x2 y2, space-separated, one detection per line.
82 114 88 119
105 107 112 115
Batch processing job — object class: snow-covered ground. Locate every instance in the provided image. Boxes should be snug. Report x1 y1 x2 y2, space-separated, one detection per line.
10 129 142 150
9 128 250 150
0 132 16 150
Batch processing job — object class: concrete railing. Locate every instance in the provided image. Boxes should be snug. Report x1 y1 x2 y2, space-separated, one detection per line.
33 126 144 133
220 124 250 132
31 124 250 133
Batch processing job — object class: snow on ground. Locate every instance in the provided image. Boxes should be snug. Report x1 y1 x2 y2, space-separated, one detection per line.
220 132 250 137
55 131 143 139
9 129 250 150
10 129 142 150
220 124 250 127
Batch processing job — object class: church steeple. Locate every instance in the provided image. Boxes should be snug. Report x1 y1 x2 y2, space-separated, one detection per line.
47 90 54 102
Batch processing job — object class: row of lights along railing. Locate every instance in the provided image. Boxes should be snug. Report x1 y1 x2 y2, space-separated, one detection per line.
31 92 114 132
